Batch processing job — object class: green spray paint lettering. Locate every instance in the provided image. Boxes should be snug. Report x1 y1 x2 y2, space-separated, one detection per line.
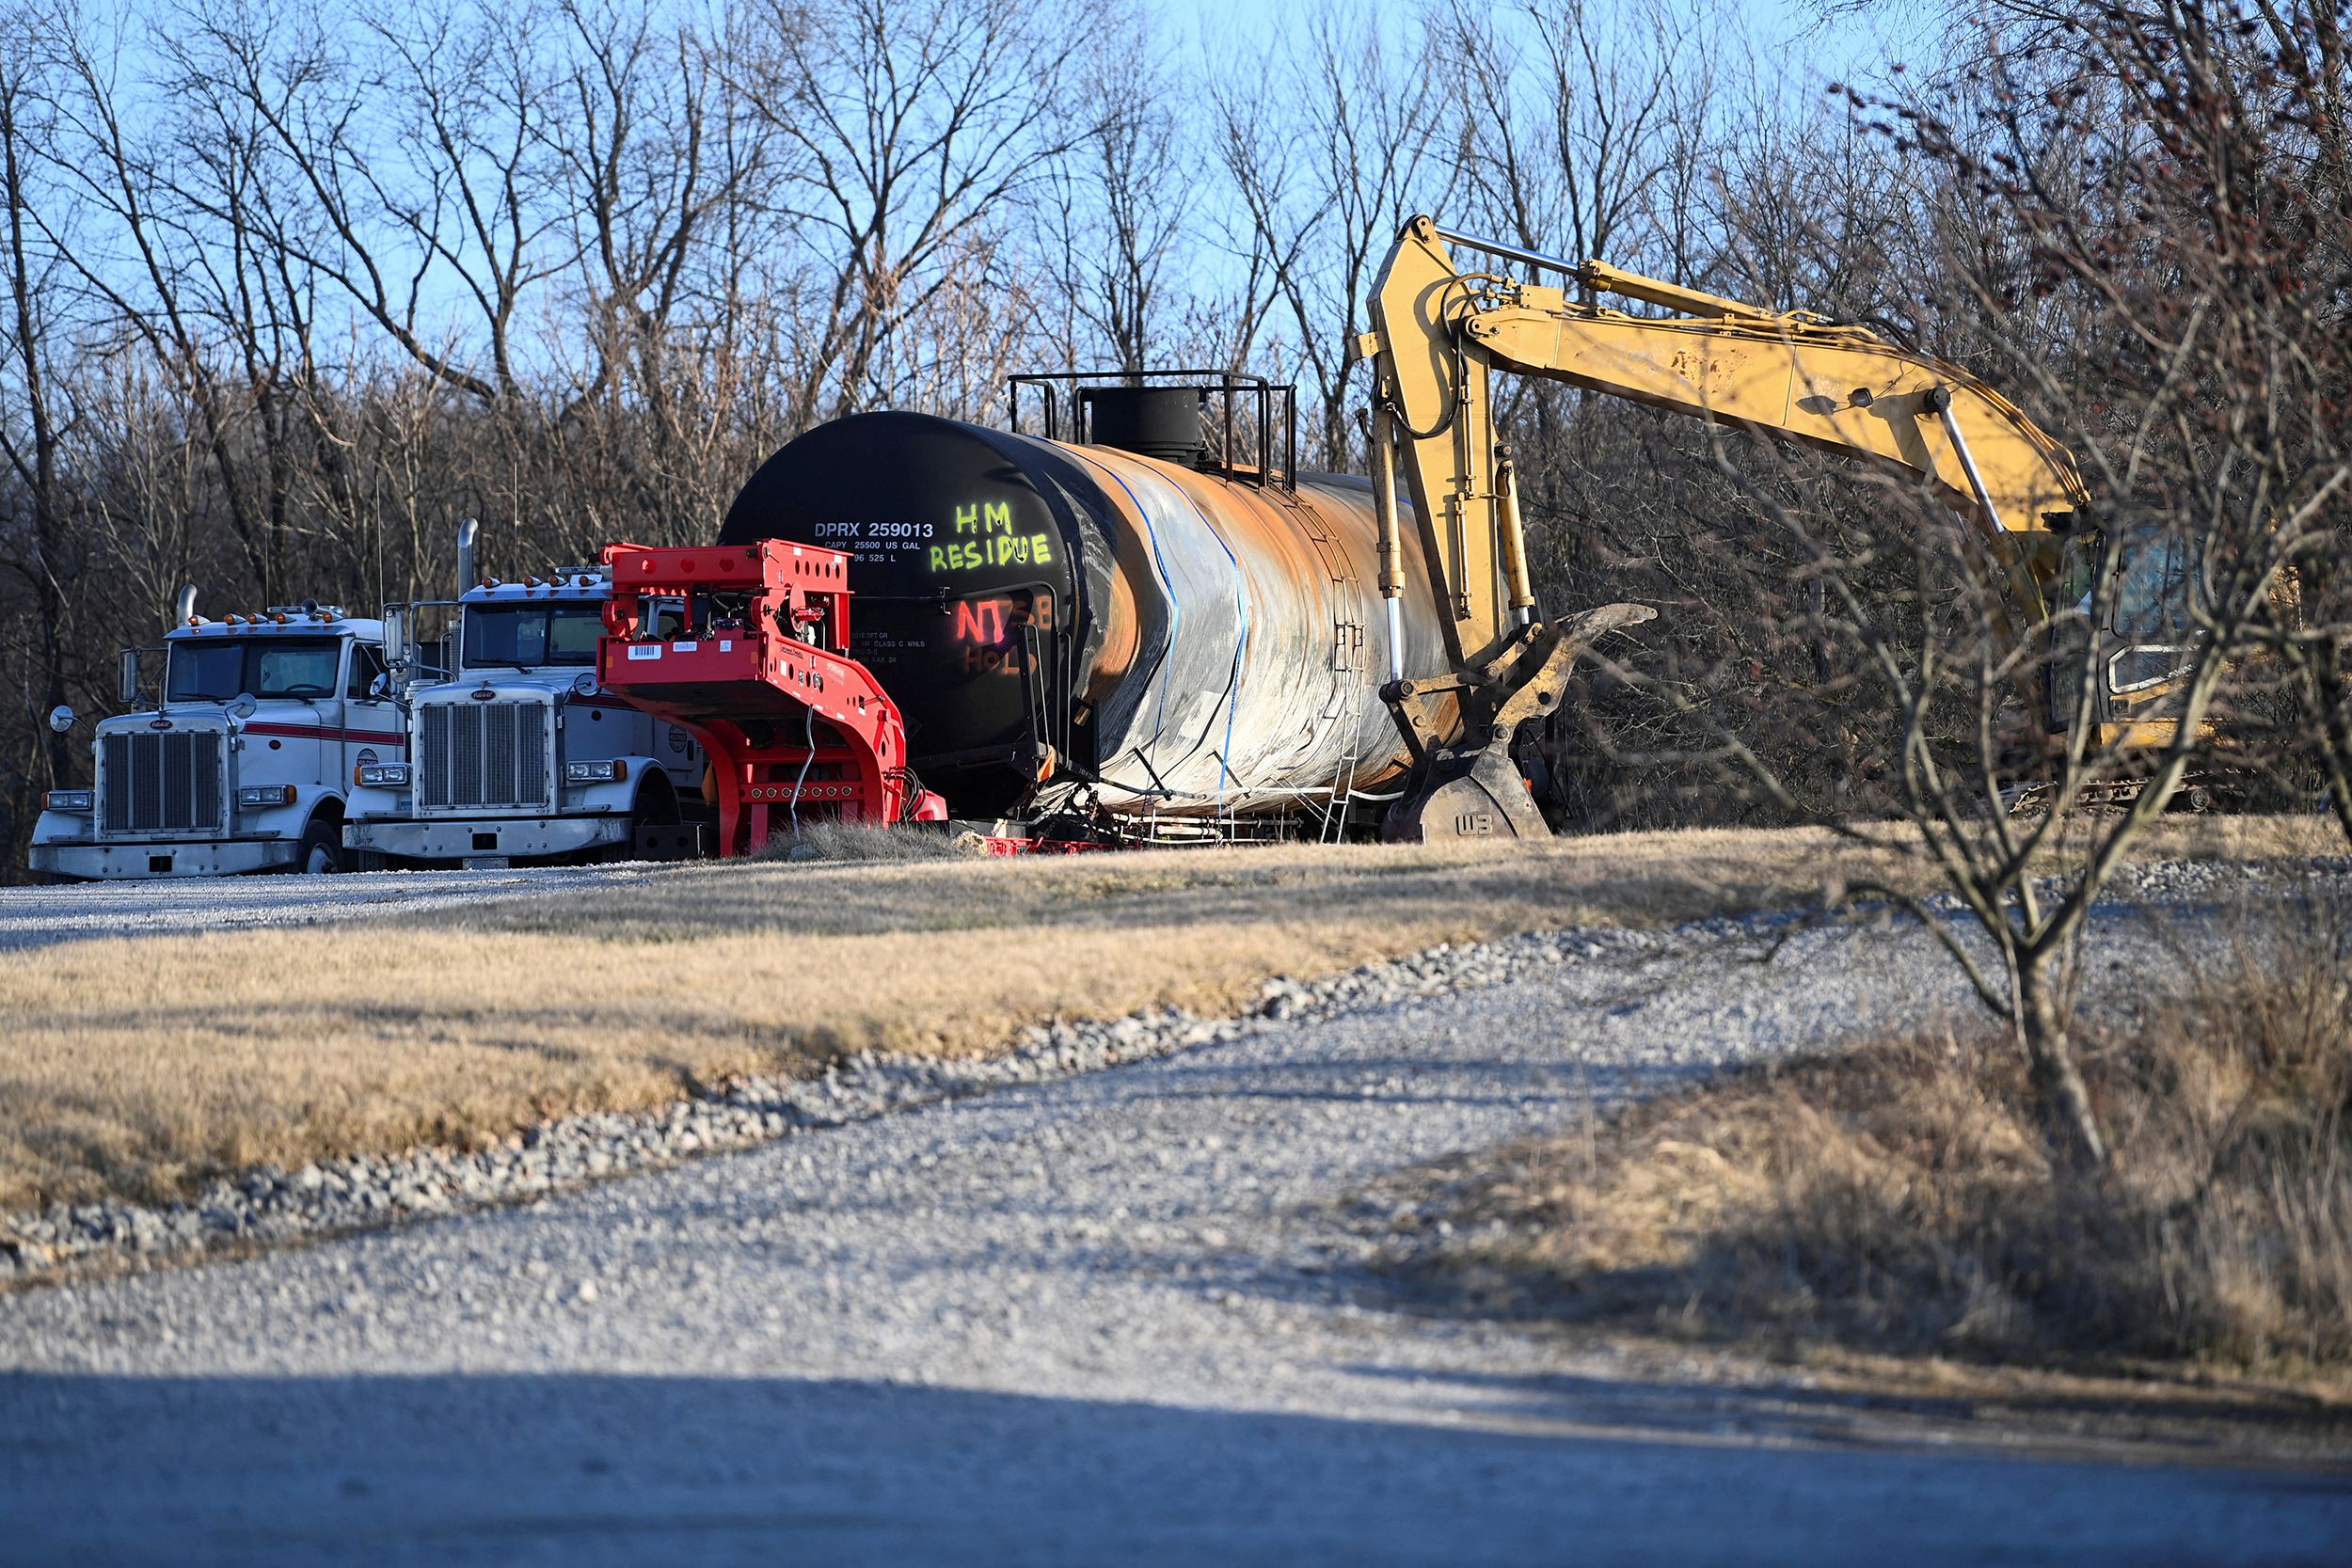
926 531 1056 574
953 500 1017 537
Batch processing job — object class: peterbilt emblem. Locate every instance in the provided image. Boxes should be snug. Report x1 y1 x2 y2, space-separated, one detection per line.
356 748 379 768
470 688 497 701
148 718 172 730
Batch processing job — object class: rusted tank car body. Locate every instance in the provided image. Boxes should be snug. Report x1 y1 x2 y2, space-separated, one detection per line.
718 406 1451 819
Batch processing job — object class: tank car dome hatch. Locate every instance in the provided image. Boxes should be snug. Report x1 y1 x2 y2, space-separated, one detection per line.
719 408 1453 822
1080 386 1207 466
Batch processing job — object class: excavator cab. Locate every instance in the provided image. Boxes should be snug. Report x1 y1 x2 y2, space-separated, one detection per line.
2045 522 2200 749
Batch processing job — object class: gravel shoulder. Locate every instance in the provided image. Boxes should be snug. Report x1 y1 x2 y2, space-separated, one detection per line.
4 893 2344 1565
0 862 666 952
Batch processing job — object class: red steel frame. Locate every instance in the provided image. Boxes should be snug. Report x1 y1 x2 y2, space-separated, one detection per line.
596 540 945 855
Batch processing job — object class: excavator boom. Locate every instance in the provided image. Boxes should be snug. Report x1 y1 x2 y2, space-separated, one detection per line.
1359 215 2093 840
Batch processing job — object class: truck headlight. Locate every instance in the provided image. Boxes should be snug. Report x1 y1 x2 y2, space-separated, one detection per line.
356 763 412 787
564 759 628 783
237 784 299 808
44 789 94 813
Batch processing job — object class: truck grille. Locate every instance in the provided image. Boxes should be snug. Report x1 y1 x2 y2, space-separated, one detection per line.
420 700 550 811
99 730 224 833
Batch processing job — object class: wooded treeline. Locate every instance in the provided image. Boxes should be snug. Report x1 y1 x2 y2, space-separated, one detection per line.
2 0 2346 872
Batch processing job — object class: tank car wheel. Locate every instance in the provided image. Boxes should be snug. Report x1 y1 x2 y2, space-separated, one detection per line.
298 819 344 875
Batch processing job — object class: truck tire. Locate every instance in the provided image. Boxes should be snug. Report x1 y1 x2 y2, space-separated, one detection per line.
637 775 682 828
298 819 344 875
612 777 685 862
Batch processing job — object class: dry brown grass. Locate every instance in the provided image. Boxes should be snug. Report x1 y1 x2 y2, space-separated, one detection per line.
0 826 1872 1213
749 821 985 863
1404 883 2352 1385
0 815 2332 1218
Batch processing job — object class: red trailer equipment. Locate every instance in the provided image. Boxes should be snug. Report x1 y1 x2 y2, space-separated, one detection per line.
596 541 945 855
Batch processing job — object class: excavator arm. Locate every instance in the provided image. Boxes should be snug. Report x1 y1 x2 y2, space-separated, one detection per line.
1359 215 2092 840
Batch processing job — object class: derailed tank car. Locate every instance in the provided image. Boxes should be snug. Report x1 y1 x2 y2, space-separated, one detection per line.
717 380 1452 823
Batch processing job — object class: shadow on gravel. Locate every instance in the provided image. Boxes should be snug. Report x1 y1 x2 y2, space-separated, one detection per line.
3 1371 2344 1567
1333 1362 2352 1462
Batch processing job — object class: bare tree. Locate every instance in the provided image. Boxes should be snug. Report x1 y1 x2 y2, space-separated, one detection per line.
0 4 76 802
727 0 1098 425
1583 0 2351 1164
191 0 574 414
48 6 333 604
531 0 782 552
1216 3 1450 468
1042 23 1187 374
1440 0 1709 280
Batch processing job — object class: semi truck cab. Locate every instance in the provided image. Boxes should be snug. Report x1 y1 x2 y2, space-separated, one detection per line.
31 606 398 879
343 568 707 867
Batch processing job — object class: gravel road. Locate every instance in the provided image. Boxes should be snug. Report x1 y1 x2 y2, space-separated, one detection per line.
3 895 2343 1565
0 862 683 951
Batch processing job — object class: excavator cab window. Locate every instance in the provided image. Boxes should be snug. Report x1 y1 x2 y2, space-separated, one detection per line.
2046 530 2103 730
2055 529 2102 618
2106 527 2196 696
2047 524 2197 721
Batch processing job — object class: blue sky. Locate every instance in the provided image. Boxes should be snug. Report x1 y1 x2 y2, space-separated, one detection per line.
1168 0 1928 91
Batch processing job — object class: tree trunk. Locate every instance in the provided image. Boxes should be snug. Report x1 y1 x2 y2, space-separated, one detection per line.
1 68 72 793
2016 956 2108 1169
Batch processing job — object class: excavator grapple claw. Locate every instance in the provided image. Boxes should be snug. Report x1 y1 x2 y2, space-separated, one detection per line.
1381 602 1656 843
1382 742 1553 841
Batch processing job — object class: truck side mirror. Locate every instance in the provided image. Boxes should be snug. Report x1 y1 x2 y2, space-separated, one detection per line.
47 705 74 734
382 606 412 684
119 648 141 706
370 673 392 699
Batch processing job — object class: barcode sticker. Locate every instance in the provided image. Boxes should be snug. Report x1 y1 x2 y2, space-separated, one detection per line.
628 645 661 660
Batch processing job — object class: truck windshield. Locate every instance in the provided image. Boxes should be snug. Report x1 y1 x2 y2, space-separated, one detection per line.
463 604 604 669
167 639 342 702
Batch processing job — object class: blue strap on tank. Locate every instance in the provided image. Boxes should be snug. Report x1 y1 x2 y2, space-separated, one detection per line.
1079 456 1248 800
1089 462 1185 756
1166 483 1248 799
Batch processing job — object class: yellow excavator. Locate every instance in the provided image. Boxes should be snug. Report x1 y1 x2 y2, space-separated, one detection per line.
1358 214 2192 840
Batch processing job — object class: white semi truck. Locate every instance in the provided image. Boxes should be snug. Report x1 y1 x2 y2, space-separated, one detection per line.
30 599 399 879
343 566 707 867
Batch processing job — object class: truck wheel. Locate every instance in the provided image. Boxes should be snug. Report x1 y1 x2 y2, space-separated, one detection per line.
612 780 684 863
638 779 682 828
299 819 344 875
